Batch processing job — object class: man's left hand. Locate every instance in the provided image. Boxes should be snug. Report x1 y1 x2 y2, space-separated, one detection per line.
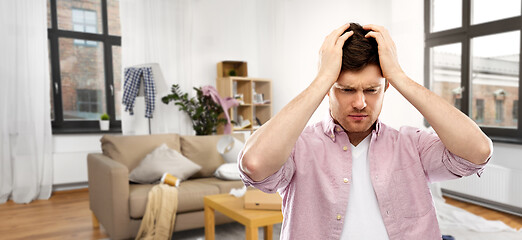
363 24 405 83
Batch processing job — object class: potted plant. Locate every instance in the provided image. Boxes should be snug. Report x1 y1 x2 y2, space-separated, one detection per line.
99 113 110 131
162 84 235 135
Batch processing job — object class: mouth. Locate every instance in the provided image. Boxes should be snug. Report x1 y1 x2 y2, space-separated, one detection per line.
348 114 368 121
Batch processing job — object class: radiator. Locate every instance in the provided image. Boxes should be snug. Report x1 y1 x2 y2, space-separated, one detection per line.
440 164 522 212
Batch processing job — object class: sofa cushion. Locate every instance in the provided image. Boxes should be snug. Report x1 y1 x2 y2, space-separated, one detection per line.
129 144 202 184
129 184 155 219
101 134 180 171
129 180 221 218
181 134 244 178
191 178 244 194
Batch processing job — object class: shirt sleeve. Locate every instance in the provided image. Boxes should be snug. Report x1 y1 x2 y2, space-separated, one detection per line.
237 148 296 194
407 127 490 182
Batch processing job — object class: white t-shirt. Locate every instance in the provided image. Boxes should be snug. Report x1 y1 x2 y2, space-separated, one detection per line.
340 135 389 239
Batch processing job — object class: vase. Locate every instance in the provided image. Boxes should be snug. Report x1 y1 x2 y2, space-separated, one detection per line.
99 120 110 131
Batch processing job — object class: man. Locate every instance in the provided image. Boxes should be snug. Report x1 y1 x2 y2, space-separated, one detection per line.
238 23 492 239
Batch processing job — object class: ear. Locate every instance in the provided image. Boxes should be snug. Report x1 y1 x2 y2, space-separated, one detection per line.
384 79 390 92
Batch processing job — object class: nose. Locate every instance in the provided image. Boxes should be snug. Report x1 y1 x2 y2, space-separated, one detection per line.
352 91 367 110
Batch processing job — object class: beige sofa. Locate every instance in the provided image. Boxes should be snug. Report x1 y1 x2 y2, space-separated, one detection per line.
87 133 245 240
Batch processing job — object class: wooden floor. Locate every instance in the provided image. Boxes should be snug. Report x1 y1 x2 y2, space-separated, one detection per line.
0 189 109 240
0 189 521 239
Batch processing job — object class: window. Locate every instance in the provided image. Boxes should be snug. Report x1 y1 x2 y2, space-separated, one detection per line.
425 0 521 143
495 99 505 122
454 97 462 110
476 99 484 122
77 89 102 114
430 0 462 32
48 0 121 133
72 9 98 46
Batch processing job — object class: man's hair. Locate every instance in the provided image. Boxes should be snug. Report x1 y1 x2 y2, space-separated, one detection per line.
341 23 380 72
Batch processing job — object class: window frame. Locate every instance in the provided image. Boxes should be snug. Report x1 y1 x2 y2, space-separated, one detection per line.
424 0 522 143
49 0 121 133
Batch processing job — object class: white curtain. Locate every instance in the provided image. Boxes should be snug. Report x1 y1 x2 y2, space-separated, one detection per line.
0 0 53 204
120 0 194 135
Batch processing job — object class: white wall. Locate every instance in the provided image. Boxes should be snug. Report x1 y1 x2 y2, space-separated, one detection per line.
381 0 425 129
120 0 265 136
490 142 522 170
190 0 261 84
52 134 103 186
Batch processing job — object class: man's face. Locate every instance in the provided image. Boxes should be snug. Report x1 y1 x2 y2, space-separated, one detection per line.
328 64 386 135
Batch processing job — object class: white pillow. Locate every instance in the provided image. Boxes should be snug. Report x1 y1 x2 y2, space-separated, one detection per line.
213 163 241 180
129 144 202 184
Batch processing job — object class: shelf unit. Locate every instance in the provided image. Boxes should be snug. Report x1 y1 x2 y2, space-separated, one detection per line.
216 61 272 134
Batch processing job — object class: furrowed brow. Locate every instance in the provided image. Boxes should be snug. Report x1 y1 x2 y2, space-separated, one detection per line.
333 83 381 89
333 83 354 89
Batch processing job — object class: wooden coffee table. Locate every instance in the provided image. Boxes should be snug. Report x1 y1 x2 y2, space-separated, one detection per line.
204 191 283 240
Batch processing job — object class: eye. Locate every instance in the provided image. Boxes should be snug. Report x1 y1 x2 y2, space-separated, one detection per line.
341 88 354 93
364 89 378 93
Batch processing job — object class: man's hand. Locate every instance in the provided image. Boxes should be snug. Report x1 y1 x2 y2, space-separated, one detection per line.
317 23 354 85
363 24 405 83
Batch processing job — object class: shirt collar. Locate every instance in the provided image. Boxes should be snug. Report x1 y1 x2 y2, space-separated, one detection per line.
322 114 383 141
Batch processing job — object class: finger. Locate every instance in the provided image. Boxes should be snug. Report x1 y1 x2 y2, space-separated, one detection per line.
366 29 394 50
333 23 351 36
336 23 350 35
364 24 394 45
379 28 395 48
335 30 354 47
365 31 386 45
325 23 351 45
362 24 384 32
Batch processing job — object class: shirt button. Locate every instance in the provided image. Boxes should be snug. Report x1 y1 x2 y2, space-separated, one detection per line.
386 210 390 216
337 214 342 220
336 127 342 132
343 178 349 183
330 134 335 138
343 146 348 151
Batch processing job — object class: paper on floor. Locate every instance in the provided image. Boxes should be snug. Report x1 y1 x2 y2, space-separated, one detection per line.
430 183 522 240
229 185 247 197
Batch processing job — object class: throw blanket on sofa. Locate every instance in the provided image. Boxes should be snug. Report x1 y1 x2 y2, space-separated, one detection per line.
136 184 179 240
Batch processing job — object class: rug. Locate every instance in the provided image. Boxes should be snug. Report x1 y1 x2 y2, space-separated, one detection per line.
171 222 282 240
431 183 522 240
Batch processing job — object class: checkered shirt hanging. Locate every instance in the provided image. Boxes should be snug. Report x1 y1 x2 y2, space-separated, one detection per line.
122 67 156 118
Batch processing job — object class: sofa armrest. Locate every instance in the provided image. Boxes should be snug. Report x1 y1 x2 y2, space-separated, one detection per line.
87 153 131 239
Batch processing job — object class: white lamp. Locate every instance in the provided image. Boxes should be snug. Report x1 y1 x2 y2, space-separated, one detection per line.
216 135 244 163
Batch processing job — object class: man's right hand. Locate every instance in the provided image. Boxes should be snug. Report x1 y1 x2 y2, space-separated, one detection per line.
317 23 353 86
